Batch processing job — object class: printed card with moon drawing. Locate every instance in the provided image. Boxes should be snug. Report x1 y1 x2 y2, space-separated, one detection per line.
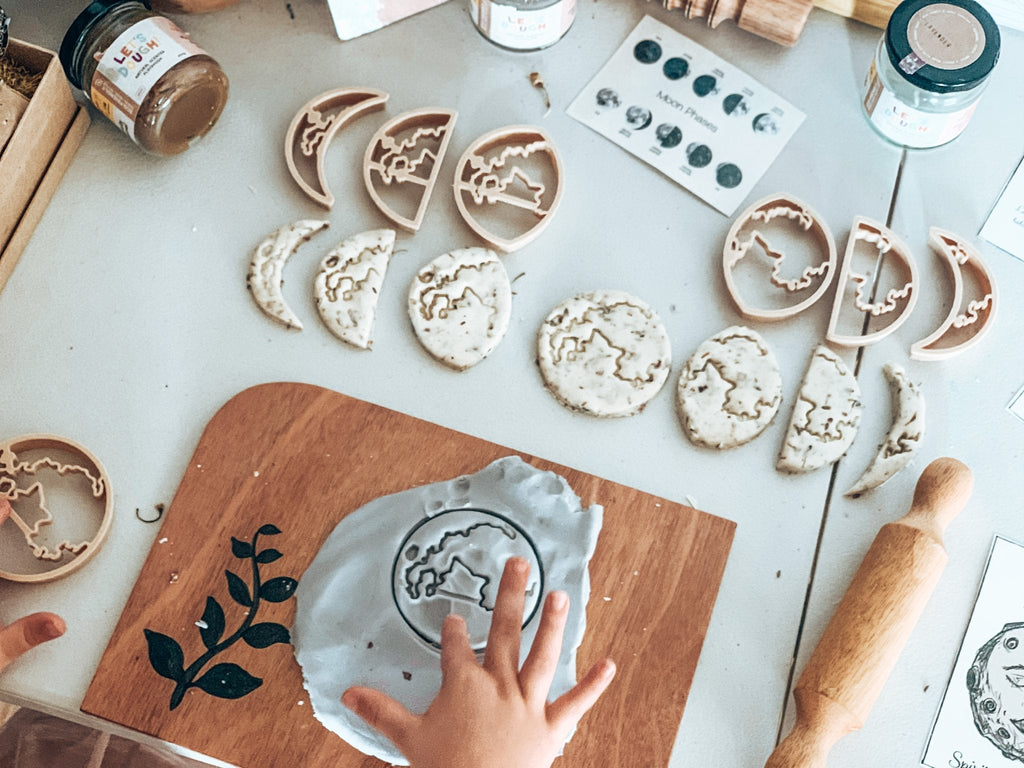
923 536 1024 768
567 15 804 216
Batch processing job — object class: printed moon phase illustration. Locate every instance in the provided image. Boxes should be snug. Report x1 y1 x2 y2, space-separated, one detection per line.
967 622 1024 761
291 456 602 764
392 508 543 650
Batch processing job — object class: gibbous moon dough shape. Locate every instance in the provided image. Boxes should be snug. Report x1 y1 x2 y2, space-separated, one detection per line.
291 456 603 764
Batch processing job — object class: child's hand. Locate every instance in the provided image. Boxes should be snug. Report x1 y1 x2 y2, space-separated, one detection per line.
342 557 615 768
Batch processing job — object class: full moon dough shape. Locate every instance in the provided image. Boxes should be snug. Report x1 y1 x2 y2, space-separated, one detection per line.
291 456 603 764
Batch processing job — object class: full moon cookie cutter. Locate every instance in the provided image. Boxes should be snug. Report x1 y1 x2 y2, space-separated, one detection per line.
0 434 113 583
284 87 389 209
723 194 837 321
453 125 564 253
363 108 458 233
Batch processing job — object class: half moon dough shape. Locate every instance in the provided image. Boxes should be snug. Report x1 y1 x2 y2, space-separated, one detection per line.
291 456 602 764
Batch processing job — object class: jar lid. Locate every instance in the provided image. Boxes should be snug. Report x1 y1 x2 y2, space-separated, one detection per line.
59 0 150 89
885 0 1000 93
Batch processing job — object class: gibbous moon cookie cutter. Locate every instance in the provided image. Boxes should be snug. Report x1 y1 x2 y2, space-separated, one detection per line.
363 108 458 233
284 87 389 209
723 195 837 321
826 216 919 347
910 227 997 361
453 125 564 253
0 434 113 583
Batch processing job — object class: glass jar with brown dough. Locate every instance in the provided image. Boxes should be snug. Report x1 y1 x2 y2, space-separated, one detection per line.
60 0 229 156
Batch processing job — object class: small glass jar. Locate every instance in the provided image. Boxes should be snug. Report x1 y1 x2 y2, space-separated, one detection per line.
59 0 229 156
468 0 577 51
862 0 1000 149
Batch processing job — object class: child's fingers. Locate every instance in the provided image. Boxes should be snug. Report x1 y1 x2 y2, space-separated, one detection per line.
0 498 12 525
546 657 616 732
0 612 65 673
519 590 569 704
440 614 475 679
342 686 418 750
482 557 529 680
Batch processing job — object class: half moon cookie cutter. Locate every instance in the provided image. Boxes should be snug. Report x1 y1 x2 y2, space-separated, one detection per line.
723 195 837 321
826 216 919 347
285 87 389 209
364 108 458 233
910 227 997 361
0 434 113 583
453 125 564 253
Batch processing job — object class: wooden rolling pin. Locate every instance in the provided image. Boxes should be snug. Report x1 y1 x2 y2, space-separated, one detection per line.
766 457 974 768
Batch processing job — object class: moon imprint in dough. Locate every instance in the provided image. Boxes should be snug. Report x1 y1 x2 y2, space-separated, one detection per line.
454 125 564 253
910 227 997 361
364 108 457 233
777 346 862 474
284 88 389 209
723 195 837 322
247 219 329 330
407 247 512 371
537 290 672 418
314 229 395 350
827 216 919 348
676 326 782 449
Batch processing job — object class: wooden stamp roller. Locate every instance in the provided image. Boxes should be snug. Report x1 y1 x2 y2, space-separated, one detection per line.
766 457 974 768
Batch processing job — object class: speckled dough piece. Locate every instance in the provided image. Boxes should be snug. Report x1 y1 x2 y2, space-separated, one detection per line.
314 229 396 349
292 456 602 764
247 219 330 330
676 326 782 449
537 290 671 418
777 345 862 473
844 363 924 496
407 247 512 370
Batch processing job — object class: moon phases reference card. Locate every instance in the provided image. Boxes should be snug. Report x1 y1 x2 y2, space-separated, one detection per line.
923 536 1024 768
567 15 804 216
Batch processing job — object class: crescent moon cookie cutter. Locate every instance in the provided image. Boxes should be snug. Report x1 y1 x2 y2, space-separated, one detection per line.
284 87 389 209
363 108 458 233
723 194 837 321
826 216 919 347
910 227 997 361
453 125 565 253
0 434 113 583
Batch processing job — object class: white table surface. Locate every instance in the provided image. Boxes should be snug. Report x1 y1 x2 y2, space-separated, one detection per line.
0 1 1022 766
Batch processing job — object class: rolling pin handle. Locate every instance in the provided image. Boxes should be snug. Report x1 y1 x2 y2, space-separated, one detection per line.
900 457 973 538
765 688 860 768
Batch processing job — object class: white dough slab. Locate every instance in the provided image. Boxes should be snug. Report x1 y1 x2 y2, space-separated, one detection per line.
291 456 603 764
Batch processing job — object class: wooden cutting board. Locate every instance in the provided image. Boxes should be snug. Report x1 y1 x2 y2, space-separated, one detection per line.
83 383 735 767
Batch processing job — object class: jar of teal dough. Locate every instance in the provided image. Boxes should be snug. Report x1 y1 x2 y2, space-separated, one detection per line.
862 0 1000 148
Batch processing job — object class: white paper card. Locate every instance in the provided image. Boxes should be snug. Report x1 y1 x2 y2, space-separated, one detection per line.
326 0 450 41
923 536 1024 767
1008 386 1024 424
980 156 1024 261
567 15 804 216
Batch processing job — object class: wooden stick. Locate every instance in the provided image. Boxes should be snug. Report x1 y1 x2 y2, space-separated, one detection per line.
766 457 974 768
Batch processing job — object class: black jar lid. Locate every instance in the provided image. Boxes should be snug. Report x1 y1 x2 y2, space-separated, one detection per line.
59 0 150 89
885 0 1000 93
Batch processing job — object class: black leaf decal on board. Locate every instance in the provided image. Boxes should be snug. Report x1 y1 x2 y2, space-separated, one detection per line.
143 524 297 710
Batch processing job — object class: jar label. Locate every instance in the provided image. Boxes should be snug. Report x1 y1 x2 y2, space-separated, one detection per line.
863 61 978 147
469 0 576 50
89 16 207 143
907 2 986 70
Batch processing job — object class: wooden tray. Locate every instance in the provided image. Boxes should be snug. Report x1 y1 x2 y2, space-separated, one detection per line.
82 383 735 767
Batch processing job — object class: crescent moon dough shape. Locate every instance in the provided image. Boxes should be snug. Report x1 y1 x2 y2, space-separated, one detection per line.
910 227 997 361
247 219 330 330
844 364 925 497
723 195 837 322
453 125 564 253
676 326 782 449
537 290 672 418
314 229 396 350
826 216 919 347
407 247 512 371
777 345 862 474
284 88 389 209
363 108 458 233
